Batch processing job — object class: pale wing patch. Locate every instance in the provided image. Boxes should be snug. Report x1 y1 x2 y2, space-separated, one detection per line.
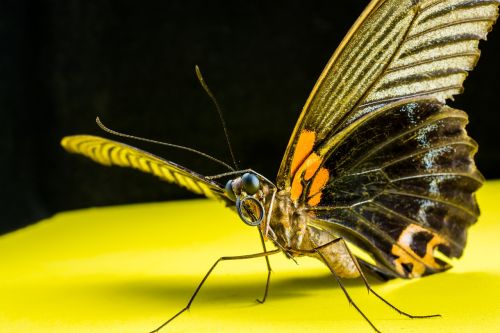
392 223 450 278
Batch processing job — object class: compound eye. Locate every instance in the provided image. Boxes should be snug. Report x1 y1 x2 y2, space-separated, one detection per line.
241 173 260 195
224 180 236 201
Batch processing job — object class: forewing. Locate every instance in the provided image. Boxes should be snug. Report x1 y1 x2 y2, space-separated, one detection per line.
305 100 483 278
277 0 499 188
61 135 227 201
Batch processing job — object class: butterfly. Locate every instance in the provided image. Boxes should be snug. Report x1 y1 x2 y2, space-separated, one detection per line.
61 0 499 332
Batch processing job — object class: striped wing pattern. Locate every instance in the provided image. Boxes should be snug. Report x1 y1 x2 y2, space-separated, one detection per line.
277 0 499 188
61 135 226 201
356 0 500 116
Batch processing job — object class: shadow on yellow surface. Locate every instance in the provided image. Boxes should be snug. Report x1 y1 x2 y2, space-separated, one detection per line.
1 181 499 332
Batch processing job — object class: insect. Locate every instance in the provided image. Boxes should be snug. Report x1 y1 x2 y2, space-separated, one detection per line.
61 0 499 332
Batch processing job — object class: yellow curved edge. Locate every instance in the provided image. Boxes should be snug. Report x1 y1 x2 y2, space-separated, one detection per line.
1 181 500 333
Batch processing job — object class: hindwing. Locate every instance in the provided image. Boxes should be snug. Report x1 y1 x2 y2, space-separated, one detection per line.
305 100 483 278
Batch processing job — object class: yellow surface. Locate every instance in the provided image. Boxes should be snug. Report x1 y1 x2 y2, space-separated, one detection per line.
1 182 500 333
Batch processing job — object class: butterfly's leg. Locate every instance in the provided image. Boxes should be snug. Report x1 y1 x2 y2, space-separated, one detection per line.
311 238 382 333
256 228 272 304
149 248 280 333
333 237 440 319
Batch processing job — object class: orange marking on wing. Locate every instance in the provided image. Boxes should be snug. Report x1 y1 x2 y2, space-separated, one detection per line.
391 224 449 278
308 193 322 206
290 130 316 177
289 131 330 205
290 170 304 201
303 154 321 180
291 153 321 201
290 152 330 205
308 168 329 198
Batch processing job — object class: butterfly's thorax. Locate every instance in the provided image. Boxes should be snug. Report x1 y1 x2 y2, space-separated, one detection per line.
267 189 360 278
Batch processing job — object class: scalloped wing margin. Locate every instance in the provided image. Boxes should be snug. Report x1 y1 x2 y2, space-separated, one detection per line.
277 0 499 189
305 99 484 278
61 135 227 201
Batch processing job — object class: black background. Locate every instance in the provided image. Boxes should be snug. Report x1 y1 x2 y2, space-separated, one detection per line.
1 0 499 234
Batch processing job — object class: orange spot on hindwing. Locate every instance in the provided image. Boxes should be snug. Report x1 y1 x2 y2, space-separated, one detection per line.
289 130 330 206
391 224 450 278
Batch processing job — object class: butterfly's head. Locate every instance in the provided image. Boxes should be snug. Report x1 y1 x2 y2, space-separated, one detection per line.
224 172 270 227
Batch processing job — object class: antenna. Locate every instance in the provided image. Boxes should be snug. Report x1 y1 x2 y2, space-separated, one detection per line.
195 65 239 170
96 117 235 171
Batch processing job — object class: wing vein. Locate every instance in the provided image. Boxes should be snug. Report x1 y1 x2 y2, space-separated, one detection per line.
340 109 466 174
400 33 482 58
391 172 483 185
386 51 479 73
419 0 500 24
369 200 460 248
382 188 478 217
358 85 463 108
348 208 432 268
377 68 468 90
407 17 497 40
380 140 477 168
